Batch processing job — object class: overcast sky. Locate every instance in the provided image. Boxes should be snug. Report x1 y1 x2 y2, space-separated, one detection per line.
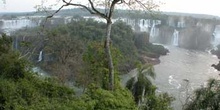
0 0 220 16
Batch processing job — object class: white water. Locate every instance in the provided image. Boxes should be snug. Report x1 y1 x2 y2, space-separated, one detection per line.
32 67 48 76
38 50 43 62
154 46 219 109
177 21 185 28
150 21 156 37
172 29 179 46
212 25 220 47
168 75 181 89
64 17 72 24
121 45 219 110
14 37 18 49
1 19 37 35
139 19 150 32
149 20 160 42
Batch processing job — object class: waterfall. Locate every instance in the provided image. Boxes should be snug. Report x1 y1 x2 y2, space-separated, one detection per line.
177 21 185 28
1 19 37 35
173 29 179 46
149 20 161 42
139 19 150 32
64 17 72 24
2 19 35 29
38 50 43 62
150 20 156 38
15 37 18 49
38 19 42 26
212 25 220 47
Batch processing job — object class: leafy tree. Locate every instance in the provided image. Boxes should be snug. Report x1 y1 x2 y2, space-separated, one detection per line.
126 63 174 110
184 79 220 110
0 34 29 80
0 34 138 110
211 44 220 71
126 63 156 105
43 27 84 83
84 84 138 110
42 0 159 90
81 42 122 90
143 92 174 110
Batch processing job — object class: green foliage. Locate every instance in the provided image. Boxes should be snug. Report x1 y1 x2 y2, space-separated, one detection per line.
184 79 220 110
67 19 105 41
0 12 175 109
211 45 220 71
143 92 174 110
126 64 156 103
0 33 12 54
0 51 28 80
15 18 168 75
126 64 174 110
139 43 169 58
0 35 77 109
111 21 139 73
82 42 122 89
43 27 84 82
0 34 29 80
84 85 138 110
145 43 169 56
133 31 169 60
0 34 137 110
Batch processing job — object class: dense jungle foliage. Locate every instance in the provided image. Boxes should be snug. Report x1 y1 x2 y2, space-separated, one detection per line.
0 18 173 110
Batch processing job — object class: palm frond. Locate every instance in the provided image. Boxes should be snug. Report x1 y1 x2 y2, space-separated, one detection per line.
126 77 136 90
141 64 156 79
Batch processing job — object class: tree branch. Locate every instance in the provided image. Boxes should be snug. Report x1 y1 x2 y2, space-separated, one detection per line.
135 0 159 11
108 0 121 20
59 0 107 19
88 0 108 19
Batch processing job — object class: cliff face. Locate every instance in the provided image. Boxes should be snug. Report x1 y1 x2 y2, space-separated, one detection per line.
178 18 215 50
178 26 213 50
118 14 219 50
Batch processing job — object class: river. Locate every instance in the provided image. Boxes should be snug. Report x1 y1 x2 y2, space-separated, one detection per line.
121 46 219 110
154 46 220 109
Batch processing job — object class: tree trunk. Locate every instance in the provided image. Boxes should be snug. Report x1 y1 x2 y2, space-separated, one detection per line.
138 86 145 107
141 86 146 102
105 20 114 90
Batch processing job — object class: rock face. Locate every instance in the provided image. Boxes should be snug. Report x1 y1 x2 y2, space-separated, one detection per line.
156 16 217 50
122 15 220 50
179 26 212 50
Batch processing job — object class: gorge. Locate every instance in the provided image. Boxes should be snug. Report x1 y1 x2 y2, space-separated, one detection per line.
1 11 220 109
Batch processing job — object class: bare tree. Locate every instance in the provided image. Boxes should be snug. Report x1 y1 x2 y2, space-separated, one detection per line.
42 0 159 90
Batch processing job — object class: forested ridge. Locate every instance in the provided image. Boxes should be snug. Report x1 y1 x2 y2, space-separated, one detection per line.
0 18 173 110
1 11 220 110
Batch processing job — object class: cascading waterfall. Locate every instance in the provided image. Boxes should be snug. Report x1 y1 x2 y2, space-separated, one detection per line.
177 21 185 28
1 19 37 35
150 20 156 38
64 17 72 24
149 20 161 42
38 19 42 26
14 37 18 49
139 19 150 32
173 29 179 46
38 50 43 62
127 19 135 30
2 19 36 29
212 25 220 47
